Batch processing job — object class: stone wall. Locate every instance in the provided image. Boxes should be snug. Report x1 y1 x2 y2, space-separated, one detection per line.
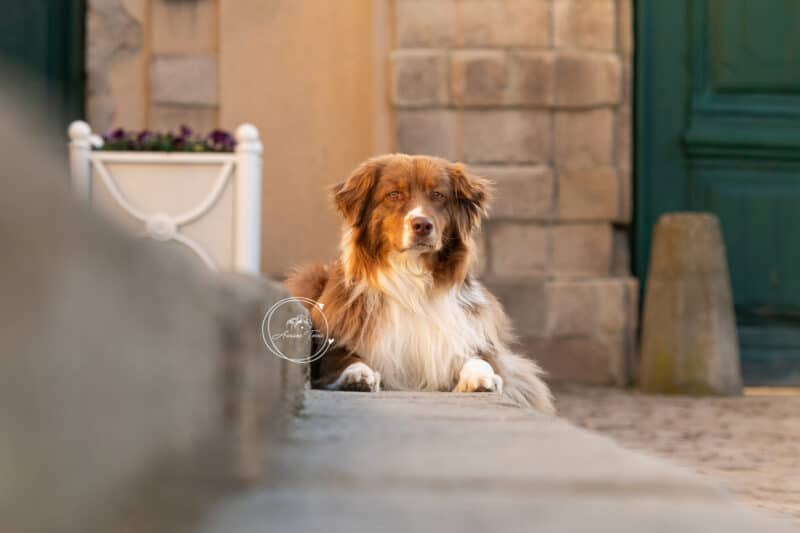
391 0 638 384
87 0 219 133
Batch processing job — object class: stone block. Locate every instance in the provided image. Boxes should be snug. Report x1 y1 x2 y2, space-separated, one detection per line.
396 0 455 47
546 280 599 336
618 105 632 172
553 0 571 48
551 223 612 276
451 50 510 106
396 110 458 159
558 166 619 221
509 51 556 106
556 0 616 51
391 50 449 107
618 167 632 224
149 104 219 133
150 55 218 106
484 279 548 337
611 226 632 277
545 277 636 336
640 214 742 395
459 0 551 48
554 110 614 168
152 0 217 54
619 0 634 57
471 165 553 220
525 333 627 385
462 110 551 164
555 53 622 108
473 228 488 277
489 223 549 277
594 277 638 333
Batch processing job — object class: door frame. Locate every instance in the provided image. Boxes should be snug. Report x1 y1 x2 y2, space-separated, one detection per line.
0 1 86 130
633 0 692 282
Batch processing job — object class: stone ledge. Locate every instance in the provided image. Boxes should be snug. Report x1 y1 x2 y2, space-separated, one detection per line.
198 390 798 532
0 99 307 531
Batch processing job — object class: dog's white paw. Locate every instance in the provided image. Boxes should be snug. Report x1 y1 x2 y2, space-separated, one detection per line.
330 362 381 392
453 359 503 393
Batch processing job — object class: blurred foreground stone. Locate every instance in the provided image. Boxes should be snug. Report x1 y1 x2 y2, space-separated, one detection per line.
0 88 306 533
639 213 742 395
198 391 796 533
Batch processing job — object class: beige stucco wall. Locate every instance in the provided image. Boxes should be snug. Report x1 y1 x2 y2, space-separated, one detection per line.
219 0 383 277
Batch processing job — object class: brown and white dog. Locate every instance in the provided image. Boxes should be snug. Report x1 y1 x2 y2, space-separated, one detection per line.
287 154 554 413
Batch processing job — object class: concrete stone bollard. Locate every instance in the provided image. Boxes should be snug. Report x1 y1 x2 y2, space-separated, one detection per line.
639 213 742 395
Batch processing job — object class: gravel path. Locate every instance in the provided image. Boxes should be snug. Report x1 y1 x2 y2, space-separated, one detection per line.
555 385 800 523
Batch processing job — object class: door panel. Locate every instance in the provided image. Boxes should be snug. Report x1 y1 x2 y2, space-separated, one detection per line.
638 0 800 384
710 0 800 91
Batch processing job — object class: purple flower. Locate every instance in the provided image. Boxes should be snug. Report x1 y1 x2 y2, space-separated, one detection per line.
102 127 128 144
96 126 237 152
206 129 236 151
136 130 155 146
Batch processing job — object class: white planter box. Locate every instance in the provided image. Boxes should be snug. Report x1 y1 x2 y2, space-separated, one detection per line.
68 121 262 273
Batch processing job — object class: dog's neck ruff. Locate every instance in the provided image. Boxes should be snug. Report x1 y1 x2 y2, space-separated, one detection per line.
350 250 490 391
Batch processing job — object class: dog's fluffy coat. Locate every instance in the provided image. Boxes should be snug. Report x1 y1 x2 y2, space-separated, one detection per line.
287 154 554 413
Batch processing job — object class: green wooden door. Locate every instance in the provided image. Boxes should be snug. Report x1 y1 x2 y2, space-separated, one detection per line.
0 1 85 134
638 0 800 385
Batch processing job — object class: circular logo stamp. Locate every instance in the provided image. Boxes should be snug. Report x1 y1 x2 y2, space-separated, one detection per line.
261 297 333 364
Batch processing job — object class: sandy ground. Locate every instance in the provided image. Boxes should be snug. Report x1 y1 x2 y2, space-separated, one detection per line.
555 385 800 523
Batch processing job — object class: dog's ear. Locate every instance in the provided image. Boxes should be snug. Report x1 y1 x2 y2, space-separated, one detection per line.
448 163 492 235
330 159 382 226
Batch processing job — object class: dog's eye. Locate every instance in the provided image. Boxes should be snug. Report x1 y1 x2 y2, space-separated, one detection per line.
430 191 445 201
387 191 402 200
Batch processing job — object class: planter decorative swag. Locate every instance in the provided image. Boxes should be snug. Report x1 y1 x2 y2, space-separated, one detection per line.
68 121 263 274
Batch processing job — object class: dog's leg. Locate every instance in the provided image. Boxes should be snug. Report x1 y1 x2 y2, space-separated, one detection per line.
313 347 380 392
453 358 503 393
328 361 381 392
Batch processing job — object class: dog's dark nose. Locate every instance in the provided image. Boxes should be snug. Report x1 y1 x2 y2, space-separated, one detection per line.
411 217 434 237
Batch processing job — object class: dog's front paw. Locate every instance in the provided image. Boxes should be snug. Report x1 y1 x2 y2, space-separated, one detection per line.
453 359 503 393
331 362 381 392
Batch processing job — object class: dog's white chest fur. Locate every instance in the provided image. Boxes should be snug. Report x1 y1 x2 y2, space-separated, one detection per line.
360 257 490 391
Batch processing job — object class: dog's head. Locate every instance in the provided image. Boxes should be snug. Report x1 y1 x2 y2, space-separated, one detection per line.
332 154 491 285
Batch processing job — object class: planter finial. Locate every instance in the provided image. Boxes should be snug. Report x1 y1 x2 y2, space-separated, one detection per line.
68 120 91 142
236 123 260 144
